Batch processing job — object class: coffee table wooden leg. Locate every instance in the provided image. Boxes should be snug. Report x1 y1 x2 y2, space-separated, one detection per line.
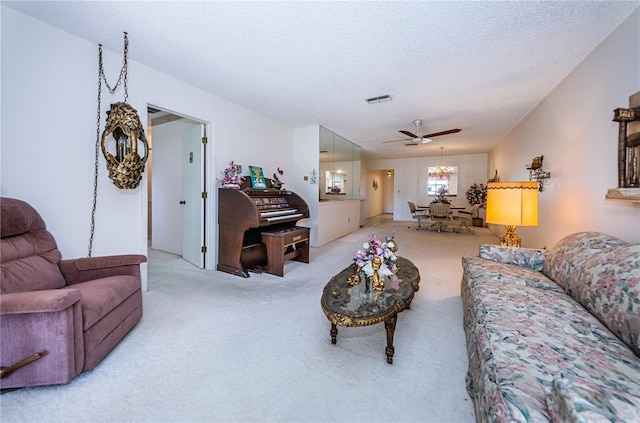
330 323 338 344
385 314 397 364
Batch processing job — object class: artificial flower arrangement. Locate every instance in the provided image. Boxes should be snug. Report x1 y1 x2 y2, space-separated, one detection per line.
219 161 244 186
272 167 284 189
431 185 451 204
465 183 487 208
353 233 398 278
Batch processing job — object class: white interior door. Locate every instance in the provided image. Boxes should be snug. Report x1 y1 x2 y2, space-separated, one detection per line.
182 124 205 268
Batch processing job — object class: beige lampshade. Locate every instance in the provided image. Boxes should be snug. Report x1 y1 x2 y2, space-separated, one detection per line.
486 181 539 226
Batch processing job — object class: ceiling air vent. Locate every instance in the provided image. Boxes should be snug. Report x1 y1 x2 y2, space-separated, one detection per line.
365 95 392 104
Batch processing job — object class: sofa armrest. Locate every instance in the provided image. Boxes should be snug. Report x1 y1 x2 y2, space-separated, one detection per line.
0 289 81 314
59 254 147 285
479 244 547 271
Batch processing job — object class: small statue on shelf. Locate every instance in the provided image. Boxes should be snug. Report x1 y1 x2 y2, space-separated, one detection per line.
371 256 385 291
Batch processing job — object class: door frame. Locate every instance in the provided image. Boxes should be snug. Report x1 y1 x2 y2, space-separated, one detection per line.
145 104 215 271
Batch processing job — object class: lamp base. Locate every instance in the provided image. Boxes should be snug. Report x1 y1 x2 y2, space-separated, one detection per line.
499 225 521 247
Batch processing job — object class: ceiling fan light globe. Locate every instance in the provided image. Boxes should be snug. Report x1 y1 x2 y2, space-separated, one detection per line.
421 138 432 144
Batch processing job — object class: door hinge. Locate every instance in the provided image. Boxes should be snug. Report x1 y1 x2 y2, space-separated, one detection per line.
201 136 207 144
201 246 207 253
201 192 207 199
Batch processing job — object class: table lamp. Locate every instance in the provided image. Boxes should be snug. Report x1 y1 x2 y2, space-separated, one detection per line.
486 181 538 247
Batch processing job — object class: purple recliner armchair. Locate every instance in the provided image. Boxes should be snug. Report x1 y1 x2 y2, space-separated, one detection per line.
0 197 146 389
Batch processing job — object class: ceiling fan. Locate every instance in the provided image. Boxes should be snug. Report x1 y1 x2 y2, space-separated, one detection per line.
382 119 461 145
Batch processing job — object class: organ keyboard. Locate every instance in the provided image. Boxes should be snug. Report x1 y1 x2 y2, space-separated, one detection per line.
217 178 310 277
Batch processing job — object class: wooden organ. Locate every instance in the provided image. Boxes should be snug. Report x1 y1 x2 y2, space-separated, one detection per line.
217 179 310 277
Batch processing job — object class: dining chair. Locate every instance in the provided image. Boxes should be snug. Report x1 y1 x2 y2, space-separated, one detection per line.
427 203 452 233
453 204 481 233
407 202 428 230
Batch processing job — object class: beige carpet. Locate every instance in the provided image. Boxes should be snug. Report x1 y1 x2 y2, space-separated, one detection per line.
1 220 497 423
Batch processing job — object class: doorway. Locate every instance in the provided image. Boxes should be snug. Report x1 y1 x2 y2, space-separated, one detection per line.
147 106 208 268
366 169 394 222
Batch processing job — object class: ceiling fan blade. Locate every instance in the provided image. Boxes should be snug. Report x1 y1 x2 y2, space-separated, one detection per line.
422 128 462 138
399 130 418 138
381 138 412 144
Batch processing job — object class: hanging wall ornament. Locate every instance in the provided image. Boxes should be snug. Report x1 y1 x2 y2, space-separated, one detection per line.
101 101 148 189
88 33 148 256
96 32 148 190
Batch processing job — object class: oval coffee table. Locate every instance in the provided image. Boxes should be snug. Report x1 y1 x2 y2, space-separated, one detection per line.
320 256 420 363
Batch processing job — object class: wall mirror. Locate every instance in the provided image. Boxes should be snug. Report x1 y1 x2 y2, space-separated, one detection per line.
319 126 361 200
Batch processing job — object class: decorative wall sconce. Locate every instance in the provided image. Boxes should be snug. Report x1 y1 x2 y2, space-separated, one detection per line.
88 32 148 257
101 102 148 189
526 155 550 191
95 33 148 190
373 179 379 190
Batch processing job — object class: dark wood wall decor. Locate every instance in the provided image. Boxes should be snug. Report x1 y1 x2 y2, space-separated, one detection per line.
608 91 640 202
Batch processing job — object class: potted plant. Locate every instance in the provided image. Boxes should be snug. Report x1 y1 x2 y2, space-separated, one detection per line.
465 183 487 226
431 186 451 204
271 167 284 189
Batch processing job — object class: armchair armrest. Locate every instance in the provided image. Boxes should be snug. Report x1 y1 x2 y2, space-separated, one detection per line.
479 244 547 271
59 254 147 285
0 289 81 315
452 210 471 220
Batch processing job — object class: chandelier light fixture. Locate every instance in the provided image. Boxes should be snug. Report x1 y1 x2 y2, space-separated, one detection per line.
431 147 452 179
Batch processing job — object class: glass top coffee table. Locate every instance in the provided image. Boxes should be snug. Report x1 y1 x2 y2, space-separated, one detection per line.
320 256 420 364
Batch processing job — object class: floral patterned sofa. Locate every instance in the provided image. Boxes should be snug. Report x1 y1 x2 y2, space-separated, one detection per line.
461 232 640 422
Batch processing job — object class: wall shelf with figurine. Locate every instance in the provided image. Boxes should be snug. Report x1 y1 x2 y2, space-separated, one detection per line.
607 91 640 203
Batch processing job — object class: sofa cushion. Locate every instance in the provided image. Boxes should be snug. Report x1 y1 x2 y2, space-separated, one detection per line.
546 377 640 423
61 275 141 330
463 277 640 423
463 255 563 292
1 198 66 293
543 232 628 295
0 197 47 238
479 244 548 271
572 244 640 357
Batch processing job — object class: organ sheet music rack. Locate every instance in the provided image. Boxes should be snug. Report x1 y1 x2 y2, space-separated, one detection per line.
217 178 310 277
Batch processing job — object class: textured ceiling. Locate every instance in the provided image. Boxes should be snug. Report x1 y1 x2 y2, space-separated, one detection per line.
4 1 638 160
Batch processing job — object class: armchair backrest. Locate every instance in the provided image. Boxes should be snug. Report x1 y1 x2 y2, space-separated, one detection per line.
407 202 417 214
430 203 451 219
1 198 66 294
470 204 481 218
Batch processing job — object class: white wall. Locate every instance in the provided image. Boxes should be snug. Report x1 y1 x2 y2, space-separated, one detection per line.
1 7 298 288
489 8 640 248
384 172 394 213
293 125 320 245
317 200 360 246
368 154 489 221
